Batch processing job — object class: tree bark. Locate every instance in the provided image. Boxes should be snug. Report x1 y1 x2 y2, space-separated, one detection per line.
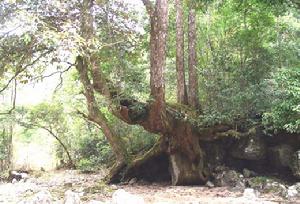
148 0 168 132
76 56 127 163
188 5 199 109
175 0 187 104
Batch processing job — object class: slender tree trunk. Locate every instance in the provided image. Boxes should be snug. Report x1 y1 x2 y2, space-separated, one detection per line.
76 57 126 163
42 127 75 168
188 5 199 109
77 0 127 163
175 0 187 104
8 124 13 170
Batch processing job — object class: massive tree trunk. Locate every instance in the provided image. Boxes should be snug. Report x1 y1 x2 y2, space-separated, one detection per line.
87 0 209 185
188 5 199 109
175 0 187 104
76 0 223 186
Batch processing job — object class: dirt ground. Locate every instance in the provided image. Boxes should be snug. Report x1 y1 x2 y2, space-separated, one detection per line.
0 170 297 204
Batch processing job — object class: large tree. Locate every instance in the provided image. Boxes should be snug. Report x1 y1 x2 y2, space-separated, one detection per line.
1 0 299 185
187 2 199 109
175 0 187 104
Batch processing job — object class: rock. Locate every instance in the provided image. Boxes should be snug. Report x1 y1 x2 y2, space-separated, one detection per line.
214 168 243 188
110 185 118 190
112 189 145 204
287 185 298 198
234 181 246 191
268 144 294 168
31 190 52 204
243 168 251 178
64 190 80 204
231 129 266 160
291 150 300 179
243 188 258 199
205 181 214 188
128 178 137 185
9 171 23 182
262 181 287 197
294 182 300 191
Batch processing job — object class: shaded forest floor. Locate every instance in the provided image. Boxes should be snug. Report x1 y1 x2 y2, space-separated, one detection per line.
0 170 296 204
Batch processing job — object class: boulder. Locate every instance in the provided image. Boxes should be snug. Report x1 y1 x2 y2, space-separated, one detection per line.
231 130 266 160
291 150 300 179
243 188 258 199
287 185 298 198
243 168 256 178
205 181 214 188
9 171 23 182
214 168 243 188
9 171 29 183
268 144 294 168
263 181 287 197
112 189 144 204
128 178 137 185
32 190 52 204
64 190 80 204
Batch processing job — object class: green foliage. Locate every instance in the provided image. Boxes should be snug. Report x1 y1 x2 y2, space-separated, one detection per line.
263 67 300 133
77 136 113 168
190 0 300 126
77 158 96 172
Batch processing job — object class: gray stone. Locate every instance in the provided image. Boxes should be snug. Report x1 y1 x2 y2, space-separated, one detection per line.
64 190 80 204
287 185 298 198
243 188 258 199
112 189 144 204
243 169 251 178
128 178 137 185
205 181 214 188
294 182 300 191
110 185 118 190
214 169 242 187
32 190 52 204
262 181 287 197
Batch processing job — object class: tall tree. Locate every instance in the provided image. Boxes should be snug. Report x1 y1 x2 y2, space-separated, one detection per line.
188 3 199 109
143 0 169 132
175 0 187 104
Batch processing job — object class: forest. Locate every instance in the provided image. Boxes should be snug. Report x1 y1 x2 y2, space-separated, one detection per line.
0 0 299 203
